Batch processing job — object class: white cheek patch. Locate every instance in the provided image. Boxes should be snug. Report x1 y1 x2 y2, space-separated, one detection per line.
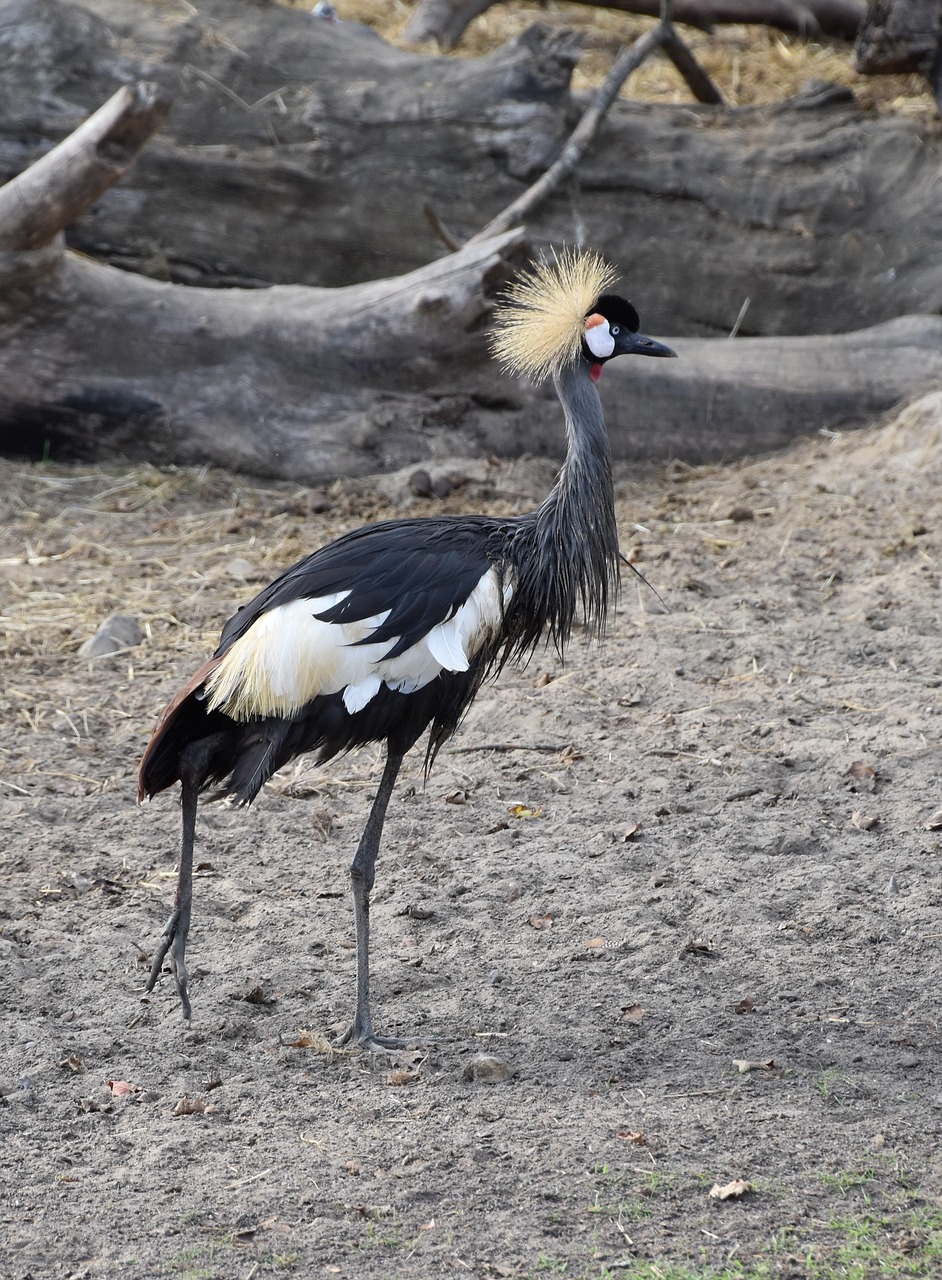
584 314 615 359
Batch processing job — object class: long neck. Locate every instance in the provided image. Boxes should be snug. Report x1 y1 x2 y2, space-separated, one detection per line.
517 360 620 650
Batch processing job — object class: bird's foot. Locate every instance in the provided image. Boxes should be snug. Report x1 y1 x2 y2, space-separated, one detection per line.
145 909 192 1020
331 1016 430 1054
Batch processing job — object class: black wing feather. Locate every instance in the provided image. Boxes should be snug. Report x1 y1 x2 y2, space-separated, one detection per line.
216 517 506 659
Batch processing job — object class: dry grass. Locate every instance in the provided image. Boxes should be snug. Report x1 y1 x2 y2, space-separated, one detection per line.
289 0 933 115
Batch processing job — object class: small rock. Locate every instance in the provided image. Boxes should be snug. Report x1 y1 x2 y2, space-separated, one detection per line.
432 475 453 499
409 469 433 498
463 1053 515 1084
225 557 255 580
78 614 143 659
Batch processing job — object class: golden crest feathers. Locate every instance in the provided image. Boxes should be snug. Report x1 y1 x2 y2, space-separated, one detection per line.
490 249 619 383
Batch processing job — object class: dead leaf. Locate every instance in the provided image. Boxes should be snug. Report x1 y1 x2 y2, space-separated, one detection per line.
386 1070 418 1087
851 810 881 831
556 744 584 764
59 1053 85 1073
924 808 942 831
586 937 607 951
419 1219 436 1231
534 672 554 687
173 1094 216 1116
527 913 553 930
399 903 435 921
107 1080 138 1097
683 936 715 956
617 684 645 707
508 804 543 819
732 1058 776 1073
620 822 643 842
621 1004 645 1022
445 789 468 805
242 983 274 1006
709 1178 751 1200
617 1130 645 1144
845 760 875 780
844 761 876 792
734 997 754 1015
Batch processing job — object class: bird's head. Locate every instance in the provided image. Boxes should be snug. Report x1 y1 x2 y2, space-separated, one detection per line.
583 295 676 382
491 249 676 385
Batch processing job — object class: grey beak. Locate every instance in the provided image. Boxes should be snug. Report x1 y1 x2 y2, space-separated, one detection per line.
626 332 677 359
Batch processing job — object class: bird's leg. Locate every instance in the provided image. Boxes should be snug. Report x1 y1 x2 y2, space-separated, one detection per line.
333 749 411 1052
146 773 198 1019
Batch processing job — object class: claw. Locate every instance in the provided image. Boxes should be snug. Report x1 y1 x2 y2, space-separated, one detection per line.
146 910 192 1019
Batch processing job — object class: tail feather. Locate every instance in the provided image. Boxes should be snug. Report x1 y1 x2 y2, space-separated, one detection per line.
223 720 293 805
138 656 226 801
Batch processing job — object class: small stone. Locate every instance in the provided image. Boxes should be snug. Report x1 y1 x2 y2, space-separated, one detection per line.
409 469 433 498
77 614 143 659
225 557 255 580
463 1053 515 1084
432 475 453 499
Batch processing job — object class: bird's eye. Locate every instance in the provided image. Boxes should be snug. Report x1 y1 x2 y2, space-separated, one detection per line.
610 325 620 336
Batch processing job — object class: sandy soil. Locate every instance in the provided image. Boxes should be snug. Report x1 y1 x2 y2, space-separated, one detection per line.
3 390 942 1279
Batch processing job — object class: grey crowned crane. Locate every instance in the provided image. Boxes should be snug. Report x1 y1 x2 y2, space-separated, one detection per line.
139 250 676 1049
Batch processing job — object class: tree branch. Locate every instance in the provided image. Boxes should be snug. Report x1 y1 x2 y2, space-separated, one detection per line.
466 26 666 245
405 0 865 50
0 82 171 253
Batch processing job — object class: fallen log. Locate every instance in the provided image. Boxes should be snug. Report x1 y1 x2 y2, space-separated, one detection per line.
2 56 941 480
5 225 939 476
1 0 941 339
404 0 866 49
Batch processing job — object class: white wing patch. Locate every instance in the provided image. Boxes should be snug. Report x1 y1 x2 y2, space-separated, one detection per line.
205 568 514 721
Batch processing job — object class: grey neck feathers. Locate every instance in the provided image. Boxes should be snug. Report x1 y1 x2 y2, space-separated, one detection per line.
518 360 620 650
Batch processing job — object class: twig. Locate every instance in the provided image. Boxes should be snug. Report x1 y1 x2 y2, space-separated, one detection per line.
422 201 463 252
466 25 666 245
466 0 722 243
661 27 725 102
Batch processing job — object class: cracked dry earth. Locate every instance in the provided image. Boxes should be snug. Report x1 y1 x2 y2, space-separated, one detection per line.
3 390 942 1280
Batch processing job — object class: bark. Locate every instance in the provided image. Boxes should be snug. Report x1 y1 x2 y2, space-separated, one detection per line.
3 213 940 478
2 0 941 337
1 2 942 480
855 0 941 72
403 0 866 48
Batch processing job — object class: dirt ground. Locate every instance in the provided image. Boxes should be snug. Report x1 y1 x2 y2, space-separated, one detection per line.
3 387 942 1279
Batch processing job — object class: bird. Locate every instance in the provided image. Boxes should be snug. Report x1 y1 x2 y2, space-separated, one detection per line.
138 249 676 1050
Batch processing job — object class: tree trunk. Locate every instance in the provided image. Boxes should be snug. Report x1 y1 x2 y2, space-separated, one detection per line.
2 1 942 481
4 198 940 478
1 0 941 338
855 0 941 72
404 0 865 50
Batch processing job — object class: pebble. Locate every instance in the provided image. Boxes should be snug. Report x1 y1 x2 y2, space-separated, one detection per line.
225 557 255 580
409 469 433 498
77 614 143 659
463 1053 515 1084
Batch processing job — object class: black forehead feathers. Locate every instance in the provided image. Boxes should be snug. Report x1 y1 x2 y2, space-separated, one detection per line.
592 294 641 334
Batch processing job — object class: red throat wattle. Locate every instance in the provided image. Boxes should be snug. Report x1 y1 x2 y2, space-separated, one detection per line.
590 362 603 382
